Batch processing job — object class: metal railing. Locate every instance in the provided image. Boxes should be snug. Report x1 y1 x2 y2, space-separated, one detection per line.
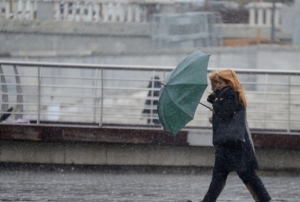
1 60 300 134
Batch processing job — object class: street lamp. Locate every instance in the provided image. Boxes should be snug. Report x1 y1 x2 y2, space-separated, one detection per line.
270 0 276 43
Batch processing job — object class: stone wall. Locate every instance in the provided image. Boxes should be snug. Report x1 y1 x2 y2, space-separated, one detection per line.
0 19 286 57
1 125 300 171
1 140 299 171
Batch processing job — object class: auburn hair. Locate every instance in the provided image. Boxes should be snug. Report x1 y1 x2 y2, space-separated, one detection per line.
216 69 247 107
209 70 219 84
208 70 220 92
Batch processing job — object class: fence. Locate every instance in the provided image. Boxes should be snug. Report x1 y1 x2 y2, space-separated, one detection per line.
1 60 300 134
151 12 223 48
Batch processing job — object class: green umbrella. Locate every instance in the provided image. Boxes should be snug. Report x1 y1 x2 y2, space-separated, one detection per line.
157 50 210 136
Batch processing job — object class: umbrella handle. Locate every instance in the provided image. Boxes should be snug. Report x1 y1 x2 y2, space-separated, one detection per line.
199 102 213 111
157 81 165 86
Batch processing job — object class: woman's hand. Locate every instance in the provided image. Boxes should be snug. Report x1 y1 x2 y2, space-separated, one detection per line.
209 116 213 124
207 93 216 103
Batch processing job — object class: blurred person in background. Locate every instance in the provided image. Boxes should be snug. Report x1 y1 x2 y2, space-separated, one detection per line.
142 76 161 125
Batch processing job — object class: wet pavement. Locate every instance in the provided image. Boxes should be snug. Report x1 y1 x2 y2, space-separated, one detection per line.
0 167 299 202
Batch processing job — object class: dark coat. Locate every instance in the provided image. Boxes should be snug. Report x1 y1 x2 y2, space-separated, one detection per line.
208 86 259 172
212 87 238 142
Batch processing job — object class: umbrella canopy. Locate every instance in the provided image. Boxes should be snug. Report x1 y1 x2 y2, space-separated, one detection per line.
157 50 210 136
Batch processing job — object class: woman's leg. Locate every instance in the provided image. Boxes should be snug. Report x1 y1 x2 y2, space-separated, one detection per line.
202 168 229 202
237 169 271 202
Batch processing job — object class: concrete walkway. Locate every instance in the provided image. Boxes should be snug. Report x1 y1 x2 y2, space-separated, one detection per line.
0 167 298 202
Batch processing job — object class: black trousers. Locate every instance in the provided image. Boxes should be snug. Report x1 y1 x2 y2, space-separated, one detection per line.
202 168 271 202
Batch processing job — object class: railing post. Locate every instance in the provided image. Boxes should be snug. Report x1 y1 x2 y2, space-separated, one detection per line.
94 2 100 22
37 66 41 124
149 71 155 125
257 8 264 26
274 6 281 27
29 0 35 20
54 1 60 20
79 1 85 21
21 0 26 20
87 2 93 21
12 0 18 20
135 4 141 22
93 68 99 123
265 7 272 25
63 1 68 20
13 65 23 119
127 4 133 22
100 68 103 127
264 73 268 129
5 0 10 19
102 3 108 22
111 3 117 22
249 7 255 25
69 1 76 21
288 75 291 133
119 3 125 22
0 65 8 112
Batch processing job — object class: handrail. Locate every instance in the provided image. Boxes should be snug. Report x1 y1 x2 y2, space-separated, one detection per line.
0 60 174 70
2 60 300 75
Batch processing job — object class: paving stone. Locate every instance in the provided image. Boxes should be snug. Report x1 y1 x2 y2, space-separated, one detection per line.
0 170 299 202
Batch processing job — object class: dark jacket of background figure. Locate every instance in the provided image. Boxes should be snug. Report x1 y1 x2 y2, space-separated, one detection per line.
142 76 161 124
207 86 259 172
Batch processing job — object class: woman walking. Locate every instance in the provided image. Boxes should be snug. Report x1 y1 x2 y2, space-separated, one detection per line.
188 69 272 202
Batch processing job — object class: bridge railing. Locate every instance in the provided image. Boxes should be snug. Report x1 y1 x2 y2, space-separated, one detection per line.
0 60 300 134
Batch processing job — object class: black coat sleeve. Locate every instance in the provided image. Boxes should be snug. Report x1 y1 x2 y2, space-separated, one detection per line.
213 87 238 120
